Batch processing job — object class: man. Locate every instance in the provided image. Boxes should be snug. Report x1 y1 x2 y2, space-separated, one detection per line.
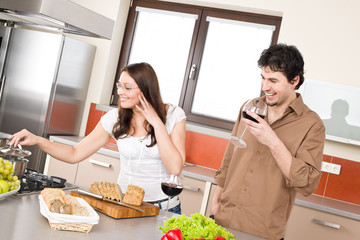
211 44 325 240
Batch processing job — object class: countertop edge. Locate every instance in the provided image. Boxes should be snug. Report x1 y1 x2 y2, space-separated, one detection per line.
294 197 360 221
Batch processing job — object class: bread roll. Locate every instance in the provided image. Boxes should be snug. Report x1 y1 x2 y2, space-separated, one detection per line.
122 185 145 206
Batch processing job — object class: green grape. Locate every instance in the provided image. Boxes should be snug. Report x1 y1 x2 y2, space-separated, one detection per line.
7 175 13 181
3 169 9 175
10 168 14 174
3 160 9 165
15 180 21 186
13 175 18 181
0 162 3 168
0 167 4 173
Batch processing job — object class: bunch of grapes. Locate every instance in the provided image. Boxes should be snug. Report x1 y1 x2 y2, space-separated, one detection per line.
0 157 21 193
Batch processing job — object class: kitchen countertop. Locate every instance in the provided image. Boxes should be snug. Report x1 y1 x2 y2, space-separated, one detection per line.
0 191 265 240
49 135 360 221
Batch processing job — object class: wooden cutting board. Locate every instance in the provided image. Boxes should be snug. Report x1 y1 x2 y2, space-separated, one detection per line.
70 191 160 219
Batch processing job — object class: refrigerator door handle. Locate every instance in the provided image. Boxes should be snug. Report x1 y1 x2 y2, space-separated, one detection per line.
0 76 5 102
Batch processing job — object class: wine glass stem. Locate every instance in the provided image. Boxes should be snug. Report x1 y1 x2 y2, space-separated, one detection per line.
164 196 171 218
239 125 248 140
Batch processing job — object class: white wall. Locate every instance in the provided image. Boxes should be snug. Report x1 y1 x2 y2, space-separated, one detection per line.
70 0 360 162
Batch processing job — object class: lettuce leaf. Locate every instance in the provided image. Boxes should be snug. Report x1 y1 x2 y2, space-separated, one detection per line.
159 213 234 240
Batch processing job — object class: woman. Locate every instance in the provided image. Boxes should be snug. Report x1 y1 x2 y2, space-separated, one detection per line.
9 62 186 214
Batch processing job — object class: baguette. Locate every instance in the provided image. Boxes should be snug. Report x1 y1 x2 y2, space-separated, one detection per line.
41 188 90 216
64 195 89 216
41 188 67 213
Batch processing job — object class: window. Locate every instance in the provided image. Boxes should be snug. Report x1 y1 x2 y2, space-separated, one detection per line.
112 0 281 130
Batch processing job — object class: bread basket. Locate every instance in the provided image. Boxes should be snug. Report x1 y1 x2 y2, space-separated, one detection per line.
39 195 99 233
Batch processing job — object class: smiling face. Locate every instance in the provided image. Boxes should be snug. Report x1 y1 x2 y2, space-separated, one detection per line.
117 71 141 109
261 66 299 108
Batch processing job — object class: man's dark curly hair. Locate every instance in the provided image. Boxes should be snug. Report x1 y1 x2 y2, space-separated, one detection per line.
257 43 304 90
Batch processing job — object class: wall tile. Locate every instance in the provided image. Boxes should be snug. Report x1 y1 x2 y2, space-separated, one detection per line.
324 157 360 205
185 131 228 169
85 103 105 136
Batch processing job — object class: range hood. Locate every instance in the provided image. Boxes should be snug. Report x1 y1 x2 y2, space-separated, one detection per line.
0 0 114 39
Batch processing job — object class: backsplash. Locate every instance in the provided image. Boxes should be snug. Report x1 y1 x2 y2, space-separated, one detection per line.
86 103 360 205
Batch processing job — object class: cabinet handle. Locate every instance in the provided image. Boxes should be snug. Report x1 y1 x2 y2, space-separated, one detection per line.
89 159 111 168
183 184 200 192
311 218 341 229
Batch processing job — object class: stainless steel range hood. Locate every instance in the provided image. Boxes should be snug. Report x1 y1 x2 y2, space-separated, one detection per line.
0 0 114 39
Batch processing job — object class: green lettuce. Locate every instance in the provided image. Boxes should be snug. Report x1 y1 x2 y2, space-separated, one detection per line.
159 213 234 240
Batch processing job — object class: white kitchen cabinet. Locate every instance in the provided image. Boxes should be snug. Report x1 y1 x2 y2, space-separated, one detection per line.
75 152 120 187
285 204 360 240
179 176 206 216
46 156 78 183
179 176 216 217
45 153 120 188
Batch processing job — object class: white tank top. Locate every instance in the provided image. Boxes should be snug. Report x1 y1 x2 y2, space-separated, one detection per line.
100 104 186 201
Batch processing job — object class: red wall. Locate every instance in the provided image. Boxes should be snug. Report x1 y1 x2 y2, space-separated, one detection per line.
86 103 360 205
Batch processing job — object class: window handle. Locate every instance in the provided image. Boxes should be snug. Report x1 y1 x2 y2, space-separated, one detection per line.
189 64 197 80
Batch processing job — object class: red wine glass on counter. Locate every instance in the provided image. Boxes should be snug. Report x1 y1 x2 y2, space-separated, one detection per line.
229 97 267 148
159 174 183 221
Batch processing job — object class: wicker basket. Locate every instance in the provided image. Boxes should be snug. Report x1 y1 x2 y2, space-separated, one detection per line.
48 222 94 233
39 195 99 233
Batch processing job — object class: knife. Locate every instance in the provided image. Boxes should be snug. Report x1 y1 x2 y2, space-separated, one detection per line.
77 189 145 212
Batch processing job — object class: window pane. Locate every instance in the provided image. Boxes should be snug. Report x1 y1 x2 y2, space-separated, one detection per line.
128 7 197 105
191 17 275 121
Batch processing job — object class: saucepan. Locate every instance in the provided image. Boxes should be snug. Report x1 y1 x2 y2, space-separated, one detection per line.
0 137 32 178
3 155 29 178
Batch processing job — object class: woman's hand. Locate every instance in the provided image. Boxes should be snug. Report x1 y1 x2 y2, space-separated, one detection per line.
135 93 162 128
9 129 40 147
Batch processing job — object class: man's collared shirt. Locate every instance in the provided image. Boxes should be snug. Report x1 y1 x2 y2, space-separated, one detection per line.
215 94 325 240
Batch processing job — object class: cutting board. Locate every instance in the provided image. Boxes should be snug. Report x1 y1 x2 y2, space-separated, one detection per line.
70 191 160 219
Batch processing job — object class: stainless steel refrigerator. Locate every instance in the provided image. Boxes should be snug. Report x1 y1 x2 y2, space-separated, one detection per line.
0 26 95 172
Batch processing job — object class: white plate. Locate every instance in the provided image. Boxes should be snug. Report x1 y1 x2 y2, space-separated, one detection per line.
0 185 20 200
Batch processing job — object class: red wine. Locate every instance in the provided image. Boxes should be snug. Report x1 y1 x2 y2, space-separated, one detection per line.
161 182 183 197
243 111 265 123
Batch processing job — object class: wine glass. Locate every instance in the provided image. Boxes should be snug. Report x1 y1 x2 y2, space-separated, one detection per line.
229 97 267 148
159 174 183 222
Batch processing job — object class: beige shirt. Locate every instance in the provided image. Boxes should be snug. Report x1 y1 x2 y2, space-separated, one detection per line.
214 94 325 240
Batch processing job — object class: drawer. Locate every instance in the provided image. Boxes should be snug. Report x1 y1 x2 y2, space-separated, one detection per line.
75 153 120 187
46 156 78 184
179 176 205 216
285 205 360 240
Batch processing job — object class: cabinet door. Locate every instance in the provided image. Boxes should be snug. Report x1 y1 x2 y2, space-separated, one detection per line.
285 205 360 240
75 153 120 187
46 156 78 184
179 176 206 216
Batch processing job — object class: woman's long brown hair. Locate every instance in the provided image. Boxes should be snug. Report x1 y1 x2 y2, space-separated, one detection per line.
112 62 167 147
